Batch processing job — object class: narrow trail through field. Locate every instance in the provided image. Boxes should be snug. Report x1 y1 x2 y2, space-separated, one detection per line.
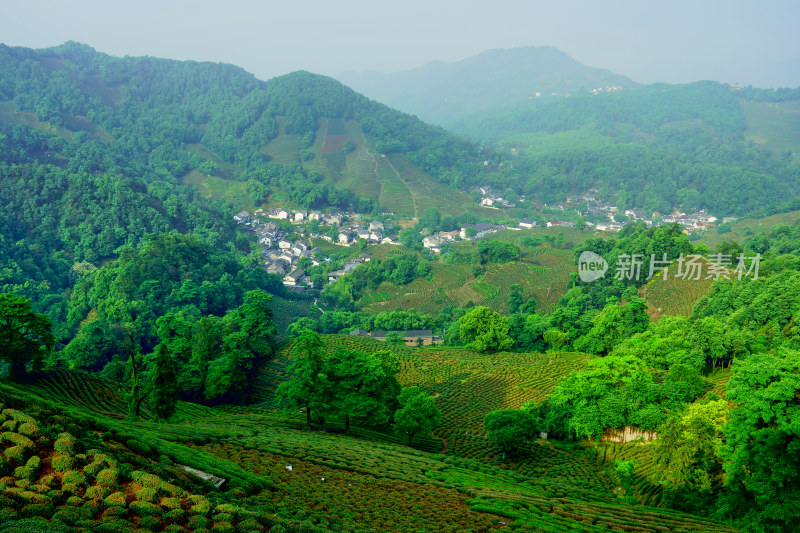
359 131 419 218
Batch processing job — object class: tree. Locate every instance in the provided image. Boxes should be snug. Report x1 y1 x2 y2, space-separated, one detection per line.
384 331 405 346
484 409 538 458
393 387 441 444
654 399 728 513
150 343 178 421
508 284 524 314
543 329 568 352
0 293 54 379
720 352 800 530
459 306 514 353
277 329 328 425
125 330 150 421
326 347 401 432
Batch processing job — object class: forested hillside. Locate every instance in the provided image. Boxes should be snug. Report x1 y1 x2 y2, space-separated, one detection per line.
450 82 800 217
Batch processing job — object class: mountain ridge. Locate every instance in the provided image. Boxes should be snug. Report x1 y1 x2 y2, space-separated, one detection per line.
336 45 640 125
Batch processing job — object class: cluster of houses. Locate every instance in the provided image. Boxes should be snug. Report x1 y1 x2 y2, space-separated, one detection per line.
325 220 400 247
234 211 322 291
422 223 499 253
327 254 373 283
474 186 522 209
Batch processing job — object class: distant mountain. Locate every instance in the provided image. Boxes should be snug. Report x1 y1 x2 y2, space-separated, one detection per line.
337 46 639 125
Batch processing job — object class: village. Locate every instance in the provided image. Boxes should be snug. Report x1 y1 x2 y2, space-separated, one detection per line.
233 189 735 292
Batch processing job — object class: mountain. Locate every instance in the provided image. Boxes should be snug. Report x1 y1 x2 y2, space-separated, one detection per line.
0 41 506 221
337 46 639 125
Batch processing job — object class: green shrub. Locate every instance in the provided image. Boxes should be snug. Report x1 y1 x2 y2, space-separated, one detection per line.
21 503 52 518
188 515 210 529
164 526 184 533
130 500 163 517
4 446 27 466
103 491 128 507
85 485 110 501
61 483 80 495
65 495 83 506
214 512 234 523
164 508 185 524
160 497 181 510
136 487 158 502
53 433 77 455
188 495 211 516
126 439 153 457
1 420 18 432
211 521 234 532
93 518 135 532
96 468 119 488
17 422 39 438
52 507 92 525
238 518 262 531
51 453 75 472
62 470 87 487
139 515 162 532
101 506 128 519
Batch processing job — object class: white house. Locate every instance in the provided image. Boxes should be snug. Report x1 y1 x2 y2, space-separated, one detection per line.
278 240 292 250
519 218 537 229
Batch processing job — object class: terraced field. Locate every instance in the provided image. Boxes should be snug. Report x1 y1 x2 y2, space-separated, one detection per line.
359 243 574 315
639 258 717 321
0 351 741 532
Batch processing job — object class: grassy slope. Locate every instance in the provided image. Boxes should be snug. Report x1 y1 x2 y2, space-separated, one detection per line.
742 99 800 159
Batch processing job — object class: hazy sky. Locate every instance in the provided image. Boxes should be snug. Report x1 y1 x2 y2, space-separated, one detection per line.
2 0 798 87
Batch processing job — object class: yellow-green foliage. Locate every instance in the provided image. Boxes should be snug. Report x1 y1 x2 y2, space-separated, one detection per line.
61 470 87 487
0 432 35 451
53 433 77 455
4 446 27 465
13 455 40 481
17 423 39 438
1 421 17 432
129 500 163 517
95 468 119 488
1 409 35 425
160 496 182 510
51 453 75 472
189 495 212 516
135 487 158 503
103 491 128 507
85 485 110 500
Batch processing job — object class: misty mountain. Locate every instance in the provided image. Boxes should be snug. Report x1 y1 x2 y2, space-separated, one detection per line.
337 46 639 125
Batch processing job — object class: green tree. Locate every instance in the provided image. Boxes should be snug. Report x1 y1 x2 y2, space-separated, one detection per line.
0 293 54 379
543 329 568 352
654 399 728 513
384 331 405 346
508 284 524 314
277 329 329 425
484 409 538 458
150 343 178 421
459 306 514 353
721 352 800 530
393 386 441 444
326 347 401 432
